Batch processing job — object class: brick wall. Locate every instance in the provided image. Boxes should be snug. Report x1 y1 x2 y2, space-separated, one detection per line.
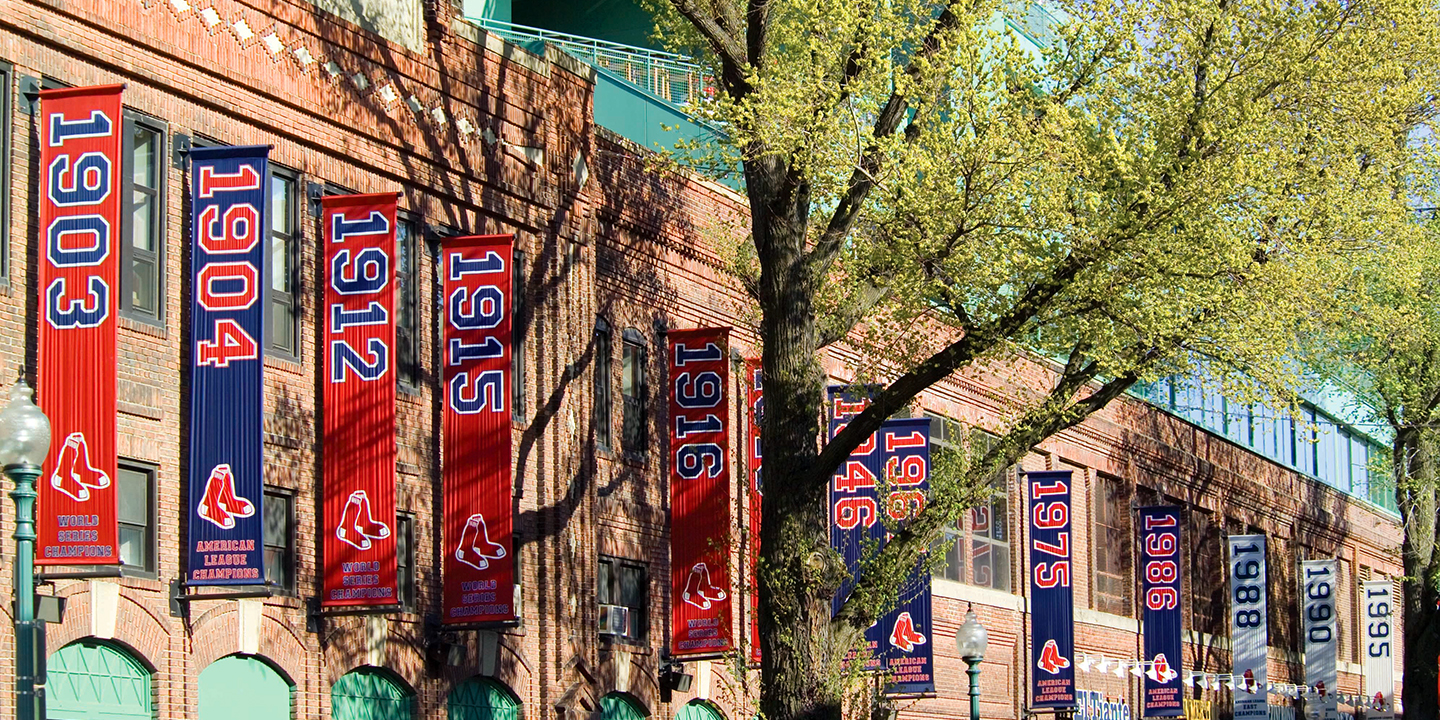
0 0 1406 717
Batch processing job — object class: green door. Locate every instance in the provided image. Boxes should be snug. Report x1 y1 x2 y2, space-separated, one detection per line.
677 702 723 720
46 640 151 720
199 655 292 719
332 667 413 720
600 693 647 720
448 678 520 720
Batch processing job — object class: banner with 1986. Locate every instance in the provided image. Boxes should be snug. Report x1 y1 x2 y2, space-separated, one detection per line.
322 194 398 607
1028 469 1075 708
1228 534 1268 720
442 235 515 623
1139 506 1183 716
37 85 125 566
186 146 269 585
669 328 733 655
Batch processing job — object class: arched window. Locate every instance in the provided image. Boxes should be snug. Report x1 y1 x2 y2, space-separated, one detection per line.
332 666 414 720
600 692 648 720
677 701 724 720
199 654 293 719
447 677 521 720
46 640 151 720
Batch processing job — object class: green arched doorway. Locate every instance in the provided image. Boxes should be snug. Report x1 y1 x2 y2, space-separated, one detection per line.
600 692 648 720
677 701 724 720
448 677 521 720
46 640 151 720
199 654 293 719
332 666 414 720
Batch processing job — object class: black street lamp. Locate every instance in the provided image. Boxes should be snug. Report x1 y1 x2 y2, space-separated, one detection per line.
954 604 988 720
1 380 52 720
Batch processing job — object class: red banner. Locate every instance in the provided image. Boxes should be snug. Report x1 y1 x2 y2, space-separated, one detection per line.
37 85 124 566
669 328 732 655
441 234 515 623
322 194 398 607
745 359 762 664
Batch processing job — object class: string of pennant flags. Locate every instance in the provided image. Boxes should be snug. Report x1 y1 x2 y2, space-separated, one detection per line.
1073 652 1401 710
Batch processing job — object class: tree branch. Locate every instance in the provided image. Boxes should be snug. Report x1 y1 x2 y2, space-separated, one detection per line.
831 359 1144 630
671 0 750 93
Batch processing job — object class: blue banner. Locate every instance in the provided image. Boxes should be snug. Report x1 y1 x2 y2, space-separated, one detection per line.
186 146 268 586
826 387 934 694
1027 469 1075 709
1140 506 1184 716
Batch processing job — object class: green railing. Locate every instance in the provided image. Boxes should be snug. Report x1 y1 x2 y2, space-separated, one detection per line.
468 18 715 107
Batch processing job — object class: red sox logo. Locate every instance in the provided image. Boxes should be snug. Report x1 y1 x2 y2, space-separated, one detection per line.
1037 639 1071 674
1149 653 1177 683
1372 691 1386 710
888 612 926 652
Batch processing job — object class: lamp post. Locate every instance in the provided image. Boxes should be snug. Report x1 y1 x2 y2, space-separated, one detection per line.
955 604 988 720
1 380 52 720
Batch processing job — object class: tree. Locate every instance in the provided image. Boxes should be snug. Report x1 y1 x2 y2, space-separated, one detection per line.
647 0 1440 718
1301 215 1440 717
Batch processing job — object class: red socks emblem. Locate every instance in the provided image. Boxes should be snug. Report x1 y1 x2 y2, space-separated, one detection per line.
197 464 255 530
889 611 926 652
1038 639 1071 674
336 490 390 551
454 513 506 570
681 562 727 610
49 432 110 503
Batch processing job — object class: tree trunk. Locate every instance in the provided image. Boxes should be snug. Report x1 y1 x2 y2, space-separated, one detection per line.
1395 426 1440 717
750 157 851 720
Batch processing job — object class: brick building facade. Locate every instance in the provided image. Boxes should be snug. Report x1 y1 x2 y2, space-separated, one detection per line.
0 0 1406 717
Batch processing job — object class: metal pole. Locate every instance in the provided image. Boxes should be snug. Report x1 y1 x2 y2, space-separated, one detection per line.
966 658 982 720
10 462 39 720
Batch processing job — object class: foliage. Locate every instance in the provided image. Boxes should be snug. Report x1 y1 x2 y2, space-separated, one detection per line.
646 0 1440 716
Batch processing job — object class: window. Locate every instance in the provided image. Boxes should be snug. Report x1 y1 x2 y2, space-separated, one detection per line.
121 112 165 322
620 331 647 456
512 249 527 420
268 168 299 357
1092 475 1132 616
594 318 613 450
397 513 415 610
263 489 294 592
395 217 419 388
0 63 10 279
926 416 1010 591
117 463 155 575
1187 510 1225 635
598 556 648 643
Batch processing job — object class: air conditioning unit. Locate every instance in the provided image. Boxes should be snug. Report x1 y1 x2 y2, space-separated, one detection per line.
598 604 630 636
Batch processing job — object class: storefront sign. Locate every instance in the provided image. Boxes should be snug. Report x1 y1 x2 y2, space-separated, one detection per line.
1028 469 1075 708
1184 698 1213 720
37 85 125 566
1076 690 1131 720
746 359 762 664
669 328 733 655
321 193 398 607
1301 559 1339 720
1228 534 1269 720
441 235 515 623
185 145 269 585
1361 579 1394 720
1140 506 1184 716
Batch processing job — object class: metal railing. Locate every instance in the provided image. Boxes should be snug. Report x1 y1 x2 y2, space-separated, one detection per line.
1003 0 1061 47
468 18 715 107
